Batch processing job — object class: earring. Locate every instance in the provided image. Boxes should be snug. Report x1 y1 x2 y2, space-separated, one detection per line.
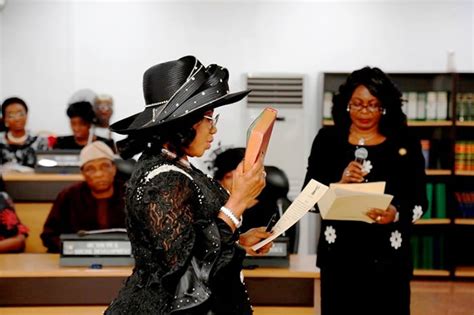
4 122 9 127
346 105 350 112
382 108 387 115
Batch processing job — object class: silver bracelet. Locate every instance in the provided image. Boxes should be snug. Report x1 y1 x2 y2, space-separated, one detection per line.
220 206 242 228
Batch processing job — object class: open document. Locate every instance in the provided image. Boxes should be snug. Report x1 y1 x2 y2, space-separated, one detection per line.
252 179 329 251
319 182 393 223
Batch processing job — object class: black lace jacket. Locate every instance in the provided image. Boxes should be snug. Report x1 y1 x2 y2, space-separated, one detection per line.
105 150 252 315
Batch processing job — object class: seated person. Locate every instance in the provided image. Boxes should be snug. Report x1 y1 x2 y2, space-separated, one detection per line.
41 141 126 253
0 97 49 169
213 147 298 253
93 94 114 140
0 191 28 253
54 101 114 151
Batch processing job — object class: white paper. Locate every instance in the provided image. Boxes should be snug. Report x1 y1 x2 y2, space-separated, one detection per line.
251 179 329 251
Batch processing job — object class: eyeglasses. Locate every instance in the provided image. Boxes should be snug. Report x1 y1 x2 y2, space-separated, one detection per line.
348 102 382 113
203 113 219 129
6 111 27 120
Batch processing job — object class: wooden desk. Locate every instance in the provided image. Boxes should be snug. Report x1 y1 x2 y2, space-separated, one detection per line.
0 306 316 315
0 254 319 308
2 173 83 201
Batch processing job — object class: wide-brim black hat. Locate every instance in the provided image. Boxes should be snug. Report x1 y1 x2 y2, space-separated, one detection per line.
111 56 250 134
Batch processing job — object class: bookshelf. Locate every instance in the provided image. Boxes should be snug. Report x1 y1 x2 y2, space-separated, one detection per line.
321 72 474 279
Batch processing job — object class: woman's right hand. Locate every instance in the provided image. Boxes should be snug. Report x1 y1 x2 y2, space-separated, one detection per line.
339 161 366 183
224 154 266 217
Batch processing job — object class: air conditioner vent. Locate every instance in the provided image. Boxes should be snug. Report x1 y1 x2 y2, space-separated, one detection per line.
246 75 303 107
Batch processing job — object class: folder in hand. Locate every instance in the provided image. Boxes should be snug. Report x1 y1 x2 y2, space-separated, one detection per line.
318 182 393 223
244 107 278 172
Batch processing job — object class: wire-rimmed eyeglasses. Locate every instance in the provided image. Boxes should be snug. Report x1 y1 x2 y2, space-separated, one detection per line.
348 102 382 113
203 113 220 129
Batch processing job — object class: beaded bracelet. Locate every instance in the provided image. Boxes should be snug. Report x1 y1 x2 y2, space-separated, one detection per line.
219 206 242 228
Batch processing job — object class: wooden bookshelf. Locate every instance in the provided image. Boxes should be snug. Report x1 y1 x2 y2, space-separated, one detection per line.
413 269 450 277
455 170 474 176
456 121 474 127
454 218 474 225
455 266 474 278
426 169 452 176
323 120 453 127
407 120 452 127
415 218 450 225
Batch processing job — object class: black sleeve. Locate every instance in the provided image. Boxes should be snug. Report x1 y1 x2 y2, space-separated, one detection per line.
393 135 428 228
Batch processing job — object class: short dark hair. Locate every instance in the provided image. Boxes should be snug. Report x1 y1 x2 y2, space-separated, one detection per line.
67 101 96 124
332 66 406 137
213 147 245 180
2 97 28 118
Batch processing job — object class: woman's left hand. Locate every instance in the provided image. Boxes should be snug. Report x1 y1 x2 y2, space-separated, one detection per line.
239 227 273 256
367 204 398 224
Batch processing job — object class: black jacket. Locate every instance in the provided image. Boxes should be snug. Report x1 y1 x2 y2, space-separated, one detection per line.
304 126 427 271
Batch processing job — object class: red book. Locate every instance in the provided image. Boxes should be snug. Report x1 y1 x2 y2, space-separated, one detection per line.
244 107 278 172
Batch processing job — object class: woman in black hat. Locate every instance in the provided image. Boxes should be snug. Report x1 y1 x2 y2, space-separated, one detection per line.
105 56 271 315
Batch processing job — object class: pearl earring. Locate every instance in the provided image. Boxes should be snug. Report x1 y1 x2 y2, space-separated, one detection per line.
346 105 350 112
382 108 387 115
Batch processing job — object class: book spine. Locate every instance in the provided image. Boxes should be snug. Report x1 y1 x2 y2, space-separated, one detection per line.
426 91 437 120
421 140 430 169
407 92 418 120
422 236 434 269
424 183 433 219
434 183 447 218
323 91 333 120
417 92 427 120
436 91 449 120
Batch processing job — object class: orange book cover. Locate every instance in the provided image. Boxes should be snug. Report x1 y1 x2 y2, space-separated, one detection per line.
244 107 278 172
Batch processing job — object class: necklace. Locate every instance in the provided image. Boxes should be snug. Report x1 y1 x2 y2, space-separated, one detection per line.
7 131 28 144
349 128 377 146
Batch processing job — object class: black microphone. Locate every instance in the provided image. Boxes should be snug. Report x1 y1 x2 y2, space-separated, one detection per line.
354 147 368 164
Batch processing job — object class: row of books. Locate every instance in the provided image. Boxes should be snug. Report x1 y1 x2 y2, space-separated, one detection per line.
454 191 474 218
456 93 474 122
402 91 450 121
454 141 474 171
423 183 447 219
411 235 446 270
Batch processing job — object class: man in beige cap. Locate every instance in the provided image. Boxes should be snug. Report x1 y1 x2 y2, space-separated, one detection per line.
41 141 126 253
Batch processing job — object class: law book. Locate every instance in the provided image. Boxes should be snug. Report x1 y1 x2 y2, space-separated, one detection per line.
434 183 447 218
318 182 393 223
244 107 278 172
422 236 434 269
407 92 418 120
426 92 438 121
323 91 333 119
424 183 433 219
411 235 421 269
436 91 449 120
417 92 427 120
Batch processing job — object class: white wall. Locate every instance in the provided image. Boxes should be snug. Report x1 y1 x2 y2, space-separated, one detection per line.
1 0 473 254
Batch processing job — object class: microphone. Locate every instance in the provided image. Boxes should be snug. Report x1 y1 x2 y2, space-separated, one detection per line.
354 147 368 164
